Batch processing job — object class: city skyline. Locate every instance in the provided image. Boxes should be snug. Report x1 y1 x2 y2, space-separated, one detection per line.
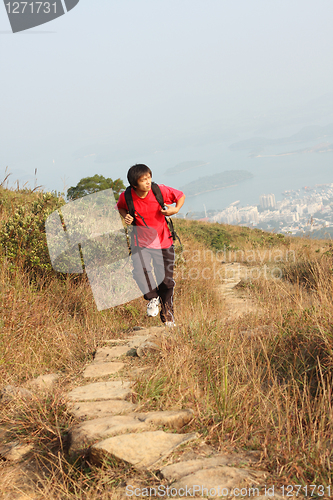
208 183 333 237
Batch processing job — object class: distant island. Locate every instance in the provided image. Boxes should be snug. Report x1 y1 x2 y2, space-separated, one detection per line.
229 124 333 155
179 170 254 197
165 161 209 176
251 142 333 158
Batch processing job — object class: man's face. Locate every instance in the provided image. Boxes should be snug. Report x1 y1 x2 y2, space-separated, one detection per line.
135 173 152 193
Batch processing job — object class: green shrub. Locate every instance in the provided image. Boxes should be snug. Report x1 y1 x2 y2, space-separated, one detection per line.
175 220 232 250
0 192 65 275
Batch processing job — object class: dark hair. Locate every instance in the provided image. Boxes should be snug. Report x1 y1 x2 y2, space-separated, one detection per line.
127 164 152 188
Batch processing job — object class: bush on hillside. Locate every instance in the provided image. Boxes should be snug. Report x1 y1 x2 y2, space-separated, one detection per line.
174 219 291 253
175 221 232 250
0 192 65 275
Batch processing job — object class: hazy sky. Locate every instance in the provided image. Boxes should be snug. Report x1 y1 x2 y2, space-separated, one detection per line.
1 0 333 196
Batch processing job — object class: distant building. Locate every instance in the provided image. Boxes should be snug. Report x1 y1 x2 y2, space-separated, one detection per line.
259 193 276 209
239 206 259 223
285 213 299 223
307 203 322 215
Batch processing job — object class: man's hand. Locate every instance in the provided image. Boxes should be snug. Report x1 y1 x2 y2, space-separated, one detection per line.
161 195 186 216
118 208 134 224
161 205 179 216
124 213 134 225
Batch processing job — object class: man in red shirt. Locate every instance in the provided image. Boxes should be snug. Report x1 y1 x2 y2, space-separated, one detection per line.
117 164 185 326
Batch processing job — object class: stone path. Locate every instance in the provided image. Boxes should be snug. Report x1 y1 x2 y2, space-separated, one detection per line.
0 276 288 499
218 262 258 320
66 326 197 466
61 324 285 498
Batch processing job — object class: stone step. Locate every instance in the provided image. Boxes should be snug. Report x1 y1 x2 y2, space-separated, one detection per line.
69 415 149 456
68 399 137 420
126 335 150 348
142 409 194 430
135 326 167 336
160 453 260 481
136 341 161 358
169 466 266 496
93 345 130 363
102 326 166 347
66 380 132 402
83 361 125 378
0 441 33 462
68 409 194 456
90 430 198 469
27 373 59 391
0 385 33 402
104 338 130 345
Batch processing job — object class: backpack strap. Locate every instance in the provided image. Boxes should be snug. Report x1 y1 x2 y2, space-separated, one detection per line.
151 182 165 209
166 216 182 247
152 183 182 247
124 186 136 224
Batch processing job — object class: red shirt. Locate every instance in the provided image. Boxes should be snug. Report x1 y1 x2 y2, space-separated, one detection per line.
117 184 184 249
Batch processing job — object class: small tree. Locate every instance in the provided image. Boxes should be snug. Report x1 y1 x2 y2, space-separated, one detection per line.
67 175 125 201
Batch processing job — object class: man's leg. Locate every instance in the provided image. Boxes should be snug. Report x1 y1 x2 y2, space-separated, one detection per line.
152 246 175 323
131 247 159 300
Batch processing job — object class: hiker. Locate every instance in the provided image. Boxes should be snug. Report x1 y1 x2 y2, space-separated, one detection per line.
116 164 185 326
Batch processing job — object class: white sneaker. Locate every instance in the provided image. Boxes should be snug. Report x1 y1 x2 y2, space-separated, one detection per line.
165 321 176 328
147 297 160 317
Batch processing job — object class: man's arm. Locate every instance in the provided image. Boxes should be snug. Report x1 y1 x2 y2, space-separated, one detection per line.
161 194 185 216
118 208 134 225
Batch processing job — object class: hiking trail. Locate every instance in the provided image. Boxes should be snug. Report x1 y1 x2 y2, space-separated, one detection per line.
0 266 290 499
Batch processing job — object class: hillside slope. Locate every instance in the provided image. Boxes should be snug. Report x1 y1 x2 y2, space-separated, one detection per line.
0 187 332 497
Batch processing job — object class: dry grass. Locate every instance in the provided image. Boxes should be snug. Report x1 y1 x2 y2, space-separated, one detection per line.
1 187 333 496
136 236 333 486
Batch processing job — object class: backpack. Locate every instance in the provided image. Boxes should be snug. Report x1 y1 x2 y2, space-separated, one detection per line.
124 182 182 247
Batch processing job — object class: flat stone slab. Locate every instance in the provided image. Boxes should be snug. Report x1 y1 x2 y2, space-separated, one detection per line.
104 338 129 345
0 385 33 402
69 415 149 455
93 346 130 363
66 381 132 402
83 362 125 378
0 441 33 461
166 494 283 499
154 498 283 500
161 453 259 481
69 409 195 454
68 400 137 420
142 409 194 430
126 335 149 348
137 341 161 358
145 326 167 335
130 326 166 338
90 430 197 468
27 373 59 391
255 497 284 500
172 467 266 495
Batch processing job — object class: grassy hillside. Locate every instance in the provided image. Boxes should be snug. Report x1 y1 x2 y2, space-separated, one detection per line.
1 186 333 497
